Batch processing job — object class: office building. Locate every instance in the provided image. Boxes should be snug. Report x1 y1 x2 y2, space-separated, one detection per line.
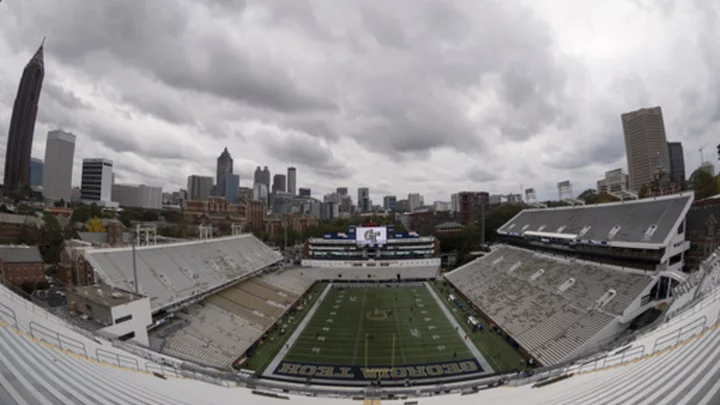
358 187 370 212
80 158 114 203
298 188 311 197
253 182 269 206
238 186 253 202
433 201 450 211
253 166 271 188
186 175 214 201
622 107 670 191
224 174 240 204
111 184 162 209
320 202 339 220
383 195 397 212
42 130 76 202
4 40 45 190
396 199 410 213
273 174 287 193
451 193 460 213
214 148 234 199
597 168 630 194
337 187 348 196
667 142 686 186
458 191 489 225
408 193 424 211
29 158 43 186
287 167 297 195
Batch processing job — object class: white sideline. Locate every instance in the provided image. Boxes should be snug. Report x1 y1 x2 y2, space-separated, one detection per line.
424 282 494 373
262 283 333 377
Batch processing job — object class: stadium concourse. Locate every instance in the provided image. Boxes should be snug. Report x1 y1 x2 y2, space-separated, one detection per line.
1 253 720 404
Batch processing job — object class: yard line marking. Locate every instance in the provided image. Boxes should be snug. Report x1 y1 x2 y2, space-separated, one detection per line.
391 289 408 364
350 289 368 363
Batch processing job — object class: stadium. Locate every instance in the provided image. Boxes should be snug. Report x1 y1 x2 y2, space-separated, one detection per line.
1 192 720 404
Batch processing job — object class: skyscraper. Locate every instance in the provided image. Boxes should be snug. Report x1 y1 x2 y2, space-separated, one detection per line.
42 130 76 202
216 147 233 189
187 175 214 200
337 187 348 196
408 193 424 211
29 158 43 186
287 167 297 195
622 107 670 191
667 142 686 186
272 174 287 193
383 195 397 211
4 40 45 190
358 187 370 212
81 158 113 203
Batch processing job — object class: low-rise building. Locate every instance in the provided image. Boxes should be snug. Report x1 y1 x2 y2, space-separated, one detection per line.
434 221 463 236
0 213 43 244
0 245 45 286
66 284 152 346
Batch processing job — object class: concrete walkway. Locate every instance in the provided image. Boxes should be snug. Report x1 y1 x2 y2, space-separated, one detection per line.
424 282 494 372
262 283 333 377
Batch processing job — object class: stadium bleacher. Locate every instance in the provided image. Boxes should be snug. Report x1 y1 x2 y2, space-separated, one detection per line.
445 245 654 365
160 269 315 369
498 193 692 246
85 234 282 312
1 267 720 404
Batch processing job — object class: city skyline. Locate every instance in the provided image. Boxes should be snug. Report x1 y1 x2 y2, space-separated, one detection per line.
0 2 719 202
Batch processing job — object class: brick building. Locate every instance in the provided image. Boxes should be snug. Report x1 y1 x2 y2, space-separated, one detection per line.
0 245 45 286
184 196 246 230
58 242 95 286
246 200 266 231
0 213 43 243
407 210 453 236
458 191 489 225
685 197 720 270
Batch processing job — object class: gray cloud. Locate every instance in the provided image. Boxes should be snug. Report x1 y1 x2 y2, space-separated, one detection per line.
2 0 720 201
259 131 354 179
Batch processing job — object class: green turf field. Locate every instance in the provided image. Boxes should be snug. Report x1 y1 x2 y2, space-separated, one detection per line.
275 283 484 381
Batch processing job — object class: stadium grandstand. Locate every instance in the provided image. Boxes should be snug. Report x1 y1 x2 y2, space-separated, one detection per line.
446 193 694 366
85 234 283 313
1 247 720 404
301 223 441 280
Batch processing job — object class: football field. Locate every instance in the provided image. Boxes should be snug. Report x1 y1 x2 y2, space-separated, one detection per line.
273 283 485 381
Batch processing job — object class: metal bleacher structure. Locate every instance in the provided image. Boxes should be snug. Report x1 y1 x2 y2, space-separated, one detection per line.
85 234 283 313
446 246 654 365
446 193 696 367
160 271 316 369
2 250 720 404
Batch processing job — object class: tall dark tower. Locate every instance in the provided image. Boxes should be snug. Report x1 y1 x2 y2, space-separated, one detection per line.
215 147 233 197
4 39 45 190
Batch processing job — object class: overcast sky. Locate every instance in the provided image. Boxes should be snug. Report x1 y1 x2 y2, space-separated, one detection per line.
1 0 719 203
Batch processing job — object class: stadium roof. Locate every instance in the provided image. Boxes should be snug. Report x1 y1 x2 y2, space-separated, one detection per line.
85 234 282 312
497 193 694 248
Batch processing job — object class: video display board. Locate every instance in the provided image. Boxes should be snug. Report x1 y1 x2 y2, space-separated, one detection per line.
356 226 387 246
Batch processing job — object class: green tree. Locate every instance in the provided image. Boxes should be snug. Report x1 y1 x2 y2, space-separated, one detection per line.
54 199 66 208
15 204 36 216
690 169 716 200
71 205 91 223
0 204 10 213
578 189 598 204
38 212 64 264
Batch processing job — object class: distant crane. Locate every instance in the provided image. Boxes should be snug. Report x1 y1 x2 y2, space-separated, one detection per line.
700 143 709 164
